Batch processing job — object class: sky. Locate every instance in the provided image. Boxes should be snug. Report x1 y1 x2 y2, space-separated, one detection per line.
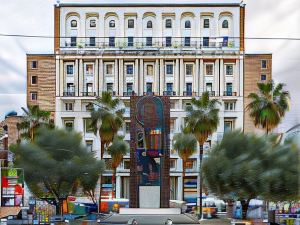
0 0 299 132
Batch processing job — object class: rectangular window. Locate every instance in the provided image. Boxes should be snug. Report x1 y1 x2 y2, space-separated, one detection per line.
89 37 96 47
185 64 193 76
165 19 172 28
203 37 209 47
205 64 214 76
224 120 234 133
226 83 233 95
128 37 134 47
166 83 173 92
126 64 134 75
65 102 74 111
146 83 153 93
186 159 197 169
106 83 113 91
225 64 234 76
146 65 154 76
105 64 113 75
166 64 173 75
30 92 37 101
128 19 134 28
170 119 175 133
85 64 94 75
203 19 210 28
170 159 176 169
184 37 191 47
261 74 266 81
224 102 236 111
166 37 172 47
125 121 131 133
261 60 267 69
186 83 192 94
84 118 93 133
31 61 38 69
126 83 133 93
123 159 130 169
64 120 74 130
31 76 37 85
90 20 96 28
146 37 152 47
109 37 115 47
66 65 74 75
71 37 77 47
86 140 93 152
206 83 212 92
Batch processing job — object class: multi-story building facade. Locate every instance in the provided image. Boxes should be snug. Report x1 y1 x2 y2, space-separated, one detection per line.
26 0 272 205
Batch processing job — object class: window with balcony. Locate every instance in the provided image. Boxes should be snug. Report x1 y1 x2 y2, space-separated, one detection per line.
166 37 172 47
105 64 113 75
184 37 191 47
109 37 115 47
222 20 229 28
165 19 172 28
89 37 96 47
225 83 233 96
186 83 193 96
261 74 266 81
225 64 234 76
71 37 77 47
31 61 38 69
147 20 152 28
203 19 210 28
167 83 173 92
109 20 115 28
106 83 113 92
166 64 173 76
84 118 93 133
85 83 93 94
90 19 96 28
185 20 191 29
85 64 94 75
205 64 214 76
125 64 134 76
31 76 37 85
203 37 209 47
66 83 75 95
261 60 267 69
30 92 37 101
128 19 134 28
206 83 212 92
146 83 153 93
65 102 74 111
66 64 74 76
64 120 74 131
185 64 193 76
224 101 236 111
71 20 77 28
86 140 93 152
128 37 134 47
146 64 154 76
126 83 133 94
146 37 152 47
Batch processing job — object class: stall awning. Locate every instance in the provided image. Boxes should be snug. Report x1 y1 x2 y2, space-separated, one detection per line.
0 207 21 218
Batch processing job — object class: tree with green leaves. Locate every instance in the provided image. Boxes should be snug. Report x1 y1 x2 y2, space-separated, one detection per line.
246 80 290 134
185 91 220 216
202 131 299 220
107 136 129 198
11 127 105 213
17 105 53 142
173 133 197 200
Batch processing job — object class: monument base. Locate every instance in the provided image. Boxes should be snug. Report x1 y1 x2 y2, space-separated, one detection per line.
119 208 181 215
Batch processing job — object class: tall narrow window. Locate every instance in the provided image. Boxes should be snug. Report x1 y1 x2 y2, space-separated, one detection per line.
165 19 172 28
31 76 38 85
205 64 214 76
109 20 115 28
184 37 191 47
109 37 115 47
166 37 172 47
71 20 77 28
126 64 134 76
90 19 96 28
146 83 153 93
203 37 209 47
225 65 234 76
222 20 229 28
147 21 153 28
31 61 38 69
106 83 113 91
186 83 192 95
127 83 133 93
226 83 233 96
166 64 173 75
128 37 134 47
261 60 267 69
146 65 154 76
106 64 113 75
203 19 210 28
89 37 96 47
128 19 134 28
146 37 152 47
30 92 38 101
71 37 77 47
185 20 191 29
186 64 193 76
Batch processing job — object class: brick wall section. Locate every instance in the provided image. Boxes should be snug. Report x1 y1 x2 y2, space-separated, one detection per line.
240 6 245 51
0 116 23 148
27 54 56 112
244 54 272 133
54 6 60 52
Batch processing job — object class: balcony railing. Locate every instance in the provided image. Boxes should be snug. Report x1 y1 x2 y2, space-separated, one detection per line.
61 37 238 50
223 91 237 96
81 92 96 97
63 91 75 97
123 91 136 97
207 91 216 97
183 91 197 97
143 92 155 96
163 91 177 96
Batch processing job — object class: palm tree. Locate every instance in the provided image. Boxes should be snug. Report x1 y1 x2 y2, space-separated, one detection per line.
246 80 290 134
90 91 124 211
17 105 52 142
186 91 220 217
173 133 197 201
107 136 129 198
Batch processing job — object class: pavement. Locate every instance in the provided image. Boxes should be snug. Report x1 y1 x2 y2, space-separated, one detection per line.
200 217 231 225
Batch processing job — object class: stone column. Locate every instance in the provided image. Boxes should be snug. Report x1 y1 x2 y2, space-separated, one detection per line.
178 176 183 201
175 59 179 95
235 59 240 95
114 59 119 95
239 57 244 97
159 59 164 95
154 59 160 93
99 14 105 46
119 59 124 95
200 59 204 94
79 59 83 96
99 59 104 95
139 59 144 94
219 59 224 96
179 59 184 95
156 12 163 46
116 175 121 199
195 59 200 94
214 59 220 96
134 59 139 94
59 59 64 96
95 59 99 96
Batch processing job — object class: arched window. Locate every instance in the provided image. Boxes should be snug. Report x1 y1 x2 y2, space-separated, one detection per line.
185 20 191 29
90 19 96 28
71 20 77 28
222 20 229 28
165 19 172 28
147 20 153 28
109 20 115 28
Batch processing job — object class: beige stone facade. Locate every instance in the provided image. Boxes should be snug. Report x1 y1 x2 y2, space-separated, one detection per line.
0 116 23 149
27 54 56 112
244 54 272 133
